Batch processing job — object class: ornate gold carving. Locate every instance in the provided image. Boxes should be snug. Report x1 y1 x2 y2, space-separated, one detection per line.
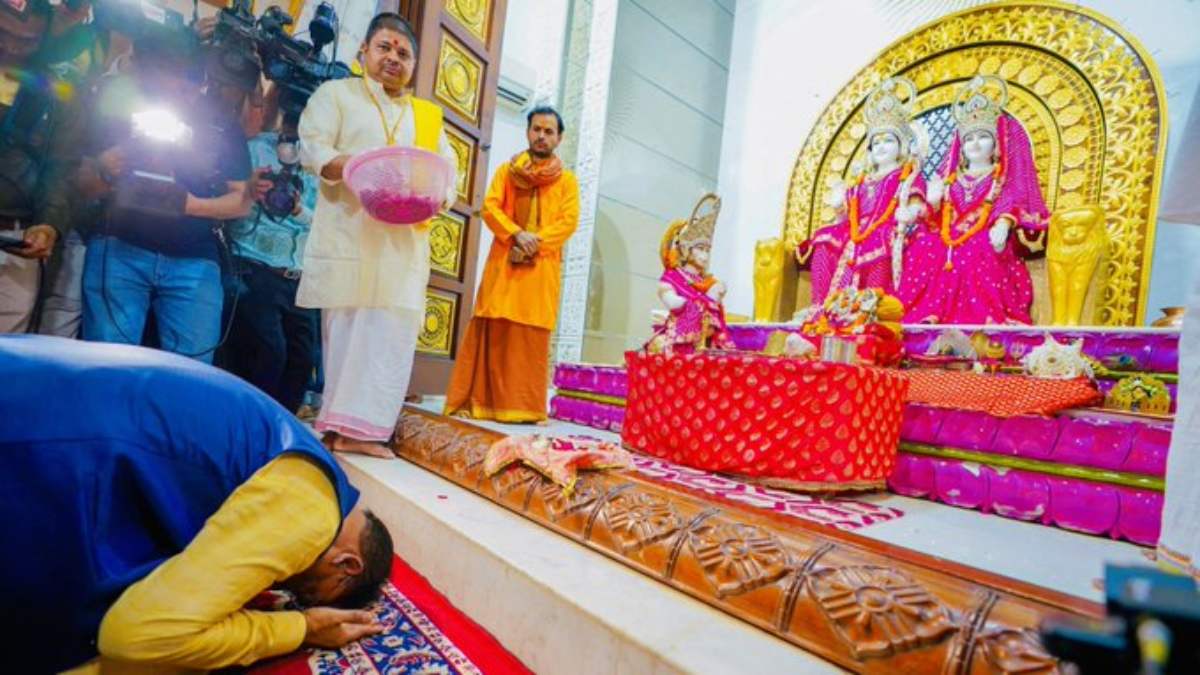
444 125 475 203
1047 205 1107 326
784 2 1166 325
809 565 959 659
417 289 457 357
429 210 465 278
445 0 491 43
753 238 786 321
435 33 484 123
602 491 684 553
688 521 790 597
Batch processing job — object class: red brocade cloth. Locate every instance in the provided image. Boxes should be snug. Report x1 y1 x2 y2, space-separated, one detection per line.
900 369 1102 417
622 351 909 491
249 556 530 675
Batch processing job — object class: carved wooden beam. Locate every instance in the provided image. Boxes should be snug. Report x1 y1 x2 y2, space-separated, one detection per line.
394 408 1101 674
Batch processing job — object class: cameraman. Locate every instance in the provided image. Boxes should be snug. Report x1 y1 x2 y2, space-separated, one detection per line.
0 0 101 333
78 34 252 363
225 83 319 412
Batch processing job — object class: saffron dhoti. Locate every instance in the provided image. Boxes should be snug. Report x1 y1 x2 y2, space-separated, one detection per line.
444 317 550 422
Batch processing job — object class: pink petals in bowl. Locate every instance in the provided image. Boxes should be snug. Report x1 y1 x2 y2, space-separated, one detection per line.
343 146 453 225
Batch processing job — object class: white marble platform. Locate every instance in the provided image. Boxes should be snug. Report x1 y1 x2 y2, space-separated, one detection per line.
410 396 1150 603
339 447 845 674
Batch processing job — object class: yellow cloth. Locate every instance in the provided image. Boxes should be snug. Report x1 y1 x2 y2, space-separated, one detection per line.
297 76 459 311
66 455 342 674
474 160 580 330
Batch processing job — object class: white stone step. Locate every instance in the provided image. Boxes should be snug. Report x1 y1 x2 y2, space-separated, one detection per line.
338 454 845 675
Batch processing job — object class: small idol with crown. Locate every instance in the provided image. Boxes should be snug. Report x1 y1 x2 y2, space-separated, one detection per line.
898 76 1050 325
797 77 929 306
646 193 737 354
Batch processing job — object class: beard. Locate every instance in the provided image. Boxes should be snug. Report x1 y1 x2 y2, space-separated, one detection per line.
529 146 552 159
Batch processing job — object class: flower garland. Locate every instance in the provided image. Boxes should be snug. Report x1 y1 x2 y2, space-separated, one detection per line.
939 125 1007 271
849 162 913 245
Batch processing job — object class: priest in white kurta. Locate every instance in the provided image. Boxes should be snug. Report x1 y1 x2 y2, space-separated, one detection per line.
298 13 457 456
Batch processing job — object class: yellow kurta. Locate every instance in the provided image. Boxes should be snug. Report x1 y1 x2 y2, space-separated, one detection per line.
297 77 459 311
67 456 342 674
473 161 580 330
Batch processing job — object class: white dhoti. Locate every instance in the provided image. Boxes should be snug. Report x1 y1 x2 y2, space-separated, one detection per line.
314 306 423 442
1159 273 1200 579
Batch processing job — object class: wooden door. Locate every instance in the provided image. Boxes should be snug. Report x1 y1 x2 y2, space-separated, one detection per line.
394 0 507 395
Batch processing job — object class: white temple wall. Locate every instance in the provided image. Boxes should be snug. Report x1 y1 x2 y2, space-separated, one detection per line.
478 0 572 295
713 0 1200 324
580 0 735 364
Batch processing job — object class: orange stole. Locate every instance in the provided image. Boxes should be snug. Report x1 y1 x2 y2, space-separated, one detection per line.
443 318 551 422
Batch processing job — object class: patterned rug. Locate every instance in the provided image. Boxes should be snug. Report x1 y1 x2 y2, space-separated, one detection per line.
249 557 530 675
631 455 904 530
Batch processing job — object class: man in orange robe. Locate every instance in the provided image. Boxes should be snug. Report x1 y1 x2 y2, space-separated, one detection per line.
444 107 579 422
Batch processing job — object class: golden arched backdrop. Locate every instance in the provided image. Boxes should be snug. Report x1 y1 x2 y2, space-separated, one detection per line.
783 1 1166 326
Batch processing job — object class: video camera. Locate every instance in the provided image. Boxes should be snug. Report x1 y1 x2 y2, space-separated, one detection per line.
1041 565 1200 674
90 0 351 221
207 0 350 219
208 0 351 123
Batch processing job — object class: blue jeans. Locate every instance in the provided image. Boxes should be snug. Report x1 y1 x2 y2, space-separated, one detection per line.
82 236 223 363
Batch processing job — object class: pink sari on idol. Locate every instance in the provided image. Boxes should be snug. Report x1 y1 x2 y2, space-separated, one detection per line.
648 266 736 353
898 114 1049 325
809 165 927 305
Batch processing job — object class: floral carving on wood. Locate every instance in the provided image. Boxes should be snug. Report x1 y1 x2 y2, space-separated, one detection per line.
687 521 791 597
602 491 684 553
491 466 539 498
540 476 602 521
979 628 1060 674
809 565 960 659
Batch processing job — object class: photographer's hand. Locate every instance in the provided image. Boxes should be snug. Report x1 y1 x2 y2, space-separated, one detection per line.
251 167 273 203
321 155 351 183
11 225 58 260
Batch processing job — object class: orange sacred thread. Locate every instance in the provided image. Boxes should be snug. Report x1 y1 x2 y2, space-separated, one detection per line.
849 162 912 245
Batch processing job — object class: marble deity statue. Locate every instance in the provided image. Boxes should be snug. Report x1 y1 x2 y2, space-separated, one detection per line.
1047 205 1107 326
646 193 736 354
898 75 1050 325
753 237 785 321
797 77 928 306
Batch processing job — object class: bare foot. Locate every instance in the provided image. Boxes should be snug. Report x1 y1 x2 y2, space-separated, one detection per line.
331 435 394 459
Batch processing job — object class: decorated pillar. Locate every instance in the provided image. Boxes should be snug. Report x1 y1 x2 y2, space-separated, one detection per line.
551 0 617 363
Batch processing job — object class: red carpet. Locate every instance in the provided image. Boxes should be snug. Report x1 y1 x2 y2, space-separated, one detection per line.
250 556 530 674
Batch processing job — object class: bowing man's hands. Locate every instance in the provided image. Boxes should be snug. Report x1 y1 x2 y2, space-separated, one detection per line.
302 607 384 649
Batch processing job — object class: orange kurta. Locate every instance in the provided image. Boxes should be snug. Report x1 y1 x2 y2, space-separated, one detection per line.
444 158 579 422
473 161 580 330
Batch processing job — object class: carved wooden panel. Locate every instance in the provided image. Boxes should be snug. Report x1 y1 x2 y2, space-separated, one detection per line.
391 409 1100 674
429 209 465 278
444 0 491 43
416 289 457 357
402 0 507 393
434 31 484 124
443 123 475 205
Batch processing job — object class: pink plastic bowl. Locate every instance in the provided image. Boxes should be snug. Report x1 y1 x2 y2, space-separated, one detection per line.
343 146 453 225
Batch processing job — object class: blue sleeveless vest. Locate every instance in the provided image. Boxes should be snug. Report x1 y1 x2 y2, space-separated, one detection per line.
0 336 360 672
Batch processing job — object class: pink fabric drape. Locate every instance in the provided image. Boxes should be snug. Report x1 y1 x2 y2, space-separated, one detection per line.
648 267 735 353
898 114 1049 325
810 167 927 305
